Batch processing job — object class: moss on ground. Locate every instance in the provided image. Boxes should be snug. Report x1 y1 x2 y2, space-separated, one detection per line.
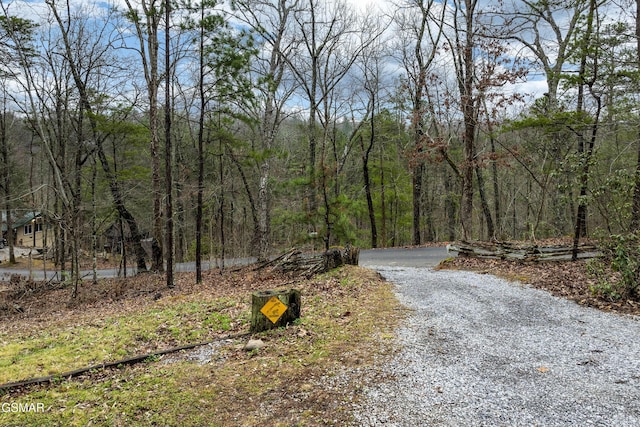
0 265 402 426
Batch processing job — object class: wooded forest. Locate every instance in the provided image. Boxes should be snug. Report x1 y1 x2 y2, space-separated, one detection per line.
1 0 640 286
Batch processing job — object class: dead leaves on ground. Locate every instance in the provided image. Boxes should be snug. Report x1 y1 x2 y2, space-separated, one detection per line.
442 257 640 317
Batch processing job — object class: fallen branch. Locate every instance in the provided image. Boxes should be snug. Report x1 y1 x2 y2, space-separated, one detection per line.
253 248 300 271
0 331 250 393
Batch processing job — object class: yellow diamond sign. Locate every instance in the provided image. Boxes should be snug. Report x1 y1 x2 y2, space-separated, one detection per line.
260 296 288 324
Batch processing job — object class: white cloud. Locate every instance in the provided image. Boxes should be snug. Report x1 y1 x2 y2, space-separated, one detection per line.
1 0 48 21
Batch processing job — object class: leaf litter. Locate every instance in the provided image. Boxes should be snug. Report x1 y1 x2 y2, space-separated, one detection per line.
0 264 401 426
440 256 640 317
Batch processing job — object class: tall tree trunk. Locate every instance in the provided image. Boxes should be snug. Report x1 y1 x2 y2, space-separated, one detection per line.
123 0 163 272
490 136 501 237
195 1 206 283
475 162 495 240
458 0 477 241
256 160 271 260
195 120 204 282
444 168 457 242
164 0 174 288
91 155 98 284
412 163 424 245
361 128 377 248
0 110 15 263
460 123 475 238
256 89 277 261
307 85 318 229
305 1 319 231
150 93 164 271
572 0 599 260
175 150 185 264
412 72 426 246
380 150 387 247
218 144 226 270
631 0 640 231
71 105 85 296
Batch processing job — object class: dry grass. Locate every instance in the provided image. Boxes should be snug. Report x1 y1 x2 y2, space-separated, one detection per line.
0 265 402 426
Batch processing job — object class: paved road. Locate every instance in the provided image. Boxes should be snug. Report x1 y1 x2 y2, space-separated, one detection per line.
0 247 449 281
359 246 449 268
0 258 256 281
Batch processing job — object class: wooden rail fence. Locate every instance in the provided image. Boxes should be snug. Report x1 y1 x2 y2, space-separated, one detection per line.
447 241 601 261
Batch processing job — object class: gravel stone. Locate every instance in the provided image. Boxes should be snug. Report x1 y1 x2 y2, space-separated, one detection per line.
244 339 266 351
353 267 640 426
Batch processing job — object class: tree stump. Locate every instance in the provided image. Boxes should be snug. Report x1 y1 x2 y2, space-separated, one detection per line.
250 289 301 333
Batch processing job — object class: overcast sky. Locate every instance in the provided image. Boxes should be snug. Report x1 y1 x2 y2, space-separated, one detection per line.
6 0 631 115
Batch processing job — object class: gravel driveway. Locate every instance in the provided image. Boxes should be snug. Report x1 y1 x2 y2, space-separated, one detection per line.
354 267 640 426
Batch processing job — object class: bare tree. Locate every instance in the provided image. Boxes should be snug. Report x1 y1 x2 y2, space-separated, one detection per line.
287 0 380 248
392 0 447 244
164 0 174 287
122 0 164 271
505 0 590 111
359 46 383 249
232 0 300 261
0 2 87 284
46 0 150 277
286 0 360 243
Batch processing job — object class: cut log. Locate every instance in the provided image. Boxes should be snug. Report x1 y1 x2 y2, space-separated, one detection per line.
250 289 301 333
265 246 360 277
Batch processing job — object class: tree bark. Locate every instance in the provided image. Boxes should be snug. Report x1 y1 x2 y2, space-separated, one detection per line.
412 161 424 246
0 110 15 264
458 0 477 241
631 0 640 231
361 132 377 248
164 0 174 288
250 289 301 333
475 160 495 240
96 147 148 271
123 0 164 272
490 136 501 237
571 0 599 261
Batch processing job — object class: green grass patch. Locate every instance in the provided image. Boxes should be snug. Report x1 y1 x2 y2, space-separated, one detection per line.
0 266 402 426
0 299 237 384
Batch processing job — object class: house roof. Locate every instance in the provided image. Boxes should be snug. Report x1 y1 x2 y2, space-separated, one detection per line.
3 212 41 229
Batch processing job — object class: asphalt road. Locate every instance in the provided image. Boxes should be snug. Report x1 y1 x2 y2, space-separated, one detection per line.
0 246 450 281
0 258 257 282
359 246 449 268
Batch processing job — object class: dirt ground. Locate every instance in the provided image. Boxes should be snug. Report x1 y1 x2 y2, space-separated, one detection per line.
0 262 401 426
2 241 639 323
0 245 637 427
0 263 295 325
